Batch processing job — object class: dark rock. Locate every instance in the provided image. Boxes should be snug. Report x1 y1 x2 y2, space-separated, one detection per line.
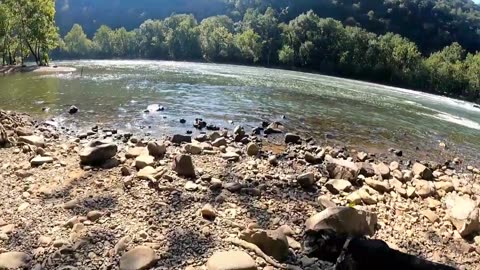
171 134 192 144
326 158 359 182
179 119 186 124
172 154 196 178
264 122 284 134
68 105 78 114
285 133 301 144
194 119 207 129
224 182 243 192
206 125 220 131
195 134 208 142
297 172 315 188
357 162 375 177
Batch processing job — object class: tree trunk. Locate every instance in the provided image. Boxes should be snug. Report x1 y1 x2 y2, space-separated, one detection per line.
26 41 40 65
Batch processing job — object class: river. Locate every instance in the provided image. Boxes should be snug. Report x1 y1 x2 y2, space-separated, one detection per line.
1 60 479 163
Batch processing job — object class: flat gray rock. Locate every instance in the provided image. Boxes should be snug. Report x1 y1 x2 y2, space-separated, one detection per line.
119 246 156 270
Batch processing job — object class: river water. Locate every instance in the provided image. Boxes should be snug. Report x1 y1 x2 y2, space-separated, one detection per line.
1 60 479 163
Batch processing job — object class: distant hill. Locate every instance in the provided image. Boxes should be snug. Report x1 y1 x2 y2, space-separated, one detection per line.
55 0 480 53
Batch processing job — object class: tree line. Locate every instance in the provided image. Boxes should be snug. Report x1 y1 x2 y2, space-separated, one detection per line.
0 0 58 66
57 9 480 100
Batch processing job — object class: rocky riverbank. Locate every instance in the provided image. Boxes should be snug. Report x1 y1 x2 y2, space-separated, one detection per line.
0 110 480 269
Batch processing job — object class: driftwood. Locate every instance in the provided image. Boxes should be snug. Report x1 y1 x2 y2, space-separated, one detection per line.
304 230 457 270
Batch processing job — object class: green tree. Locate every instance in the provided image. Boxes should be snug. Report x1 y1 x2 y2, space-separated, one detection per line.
278 45 294 65
63 24 93 58
163 14 201 60
198 16 235 61
235 28 263 63
137 20 166 58
93 25 114 57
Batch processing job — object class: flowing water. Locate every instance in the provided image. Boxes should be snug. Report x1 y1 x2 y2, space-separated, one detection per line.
1 60 479 163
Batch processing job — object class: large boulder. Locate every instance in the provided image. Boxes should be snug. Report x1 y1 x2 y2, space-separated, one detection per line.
172 154 196 178
119 246 157 270
305 206 377 236
326 158 359 182
445 194 480 237
0 252 30 269
240 228 289 262
412 163 433 180
80 140 118 165
206 251 257 270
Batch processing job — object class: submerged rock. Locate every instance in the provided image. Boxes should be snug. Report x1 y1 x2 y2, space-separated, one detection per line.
68 105 79 114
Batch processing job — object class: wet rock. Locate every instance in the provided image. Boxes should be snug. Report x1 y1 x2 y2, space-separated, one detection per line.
326 158 358 181
119 246 157 270
171 134 191 144
135 155 155 170
18 135 45 147
172 154 195 178
206 251 256 270
445 194 480 237
297 172 315 188
412 163 433 180
285 133 301 144
240 229 289 262
30 156 54 166
80 140 118 165
374 162 390 178
147 142 166 157
326 179 352 194
212 137 227 147
264 122 284 134
69 105 79 114
195 134 208 142
0 252 30 269
305 206 377 236
246 143 259 156
184 143 202 155
179 119 186 124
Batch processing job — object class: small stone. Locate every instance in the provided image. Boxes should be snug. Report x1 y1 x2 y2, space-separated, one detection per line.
53 239 70 247
212 137 227 147
206 251 256 270
184 143 202 155
147 141 166 157
357 152 368 162
115 237 130 254
172 154 195 178
246 143 259 156
222 152 240 162
119 246 157 270
365 178 391 193
135 155 155 169
422 210 439 223
201 204 217 220
38 236 52 246
63 199 79 209
285 133 301 144
126 147 147 159
374 162 390 178
17 202 30 211
87 210 103 221
80 140 118 165
414 180 435 198
185 181 198 191
171 134 191 144
18 135 45 147
137 166 156 179
326 179 352 194
297 172 315 188
406 186 416 198
412 163 433 180
435 181 454 193
268 155 278 166
389 161 399 171
29 156 53 166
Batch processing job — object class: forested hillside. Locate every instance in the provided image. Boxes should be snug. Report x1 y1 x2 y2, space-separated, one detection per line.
55 0 480 53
